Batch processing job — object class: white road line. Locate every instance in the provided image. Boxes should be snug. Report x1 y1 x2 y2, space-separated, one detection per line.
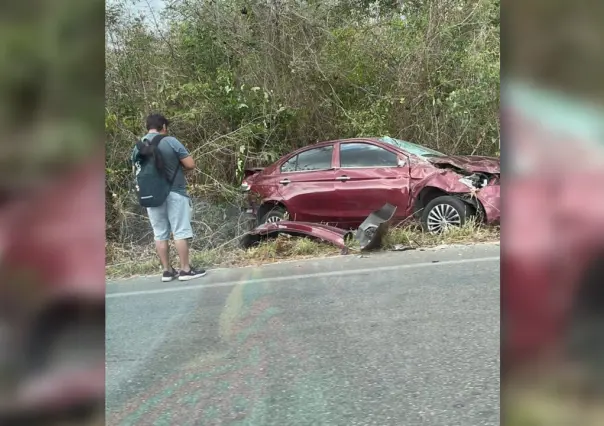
106 256 499 299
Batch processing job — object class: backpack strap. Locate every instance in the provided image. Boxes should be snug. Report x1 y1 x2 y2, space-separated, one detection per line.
149 133 167 147
135 134 167 170
136 134 180 188
135 134 166 155
152 135 180 187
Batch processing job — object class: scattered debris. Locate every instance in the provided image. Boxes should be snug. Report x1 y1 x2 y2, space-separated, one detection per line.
355 203 397 251
391 244 414 252
241 203 398 253
240 221 353 254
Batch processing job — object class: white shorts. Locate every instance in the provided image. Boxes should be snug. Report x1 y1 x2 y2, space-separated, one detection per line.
147 192 193 241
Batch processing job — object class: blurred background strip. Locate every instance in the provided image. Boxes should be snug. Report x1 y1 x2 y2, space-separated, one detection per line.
0 1 105 425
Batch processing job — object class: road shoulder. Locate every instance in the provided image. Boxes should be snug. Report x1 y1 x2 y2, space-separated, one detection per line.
106 242 499 297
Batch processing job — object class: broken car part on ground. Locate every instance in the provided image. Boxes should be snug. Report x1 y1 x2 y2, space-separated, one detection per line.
240 137 500 235
240 203 398 254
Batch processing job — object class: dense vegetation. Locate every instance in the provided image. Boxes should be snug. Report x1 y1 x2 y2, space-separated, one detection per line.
105 0 499 242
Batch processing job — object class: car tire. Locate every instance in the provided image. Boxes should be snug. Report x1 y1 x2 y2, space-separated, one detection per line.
421 195 472 233
259 205 288 225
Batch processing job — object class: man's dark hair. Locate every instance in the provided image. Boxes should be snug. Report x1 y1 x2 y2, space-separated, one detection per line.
146 113 170 131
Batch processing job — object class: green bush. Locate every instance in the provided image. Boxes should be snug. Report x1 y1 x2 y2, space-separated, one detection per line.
105 0 499 243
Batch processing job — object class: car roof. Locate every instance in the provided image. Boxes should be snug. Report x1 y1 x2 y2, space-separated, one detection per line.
316 137 381 145
276 138 405 165
292 137 388 152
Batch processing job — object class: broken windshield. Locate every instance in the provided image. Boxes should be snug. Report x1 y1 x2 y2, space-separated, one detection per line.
380 136 446 158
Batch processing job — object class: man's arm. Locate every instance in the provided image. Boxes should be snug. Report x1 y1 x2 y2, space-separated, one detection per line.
167 137 195 170
180 155 195 171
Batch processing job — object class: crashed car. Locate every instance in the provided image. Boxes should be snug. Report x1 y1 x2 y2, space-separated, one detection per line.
241 137 500 232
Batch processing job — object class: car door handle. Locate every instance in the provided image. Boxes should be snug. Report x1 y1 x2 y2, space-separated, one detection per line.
335 176 350 181
279 179 291 185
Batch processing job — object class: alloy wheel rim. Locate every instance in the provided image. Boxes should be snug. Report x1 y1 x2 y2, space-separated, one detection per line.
266 215 283 223
427 204 461 233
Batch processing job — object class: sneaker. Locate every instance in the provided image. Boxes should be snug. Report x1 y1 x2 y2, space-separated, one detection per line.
178 267 207 281
161 268 178 282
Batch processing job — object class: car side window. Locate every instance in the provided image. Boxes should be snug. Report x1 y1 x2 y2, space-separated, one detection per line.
280 145 333 172
340 143 398 167
281 155 298 173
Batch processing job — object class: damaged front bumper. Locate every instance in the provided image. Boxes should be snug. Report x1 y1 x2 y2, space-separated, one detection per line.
451 172 500 224
476 184 500 224
240 203 398 254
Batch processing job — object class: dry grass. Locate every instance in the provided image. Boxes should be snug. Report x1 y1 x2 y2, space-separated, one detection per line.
384 217 500 249
105 220 500 279
105 235 341 279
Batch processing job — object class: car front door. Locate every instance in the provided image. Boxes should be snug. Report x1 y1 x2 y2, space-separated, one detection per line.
333 142 411 228
276 144 339 223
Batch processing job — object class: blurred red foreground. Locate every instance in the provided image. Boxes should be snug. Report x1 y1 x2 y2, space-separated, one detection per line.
0 157 105 423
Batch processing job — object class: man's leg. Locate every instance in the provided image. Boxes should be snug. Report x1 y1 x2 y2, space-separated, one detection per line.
174 238 190 271
167 192 206 279
147 202 172 271
155 240 171 271
167 192 193 270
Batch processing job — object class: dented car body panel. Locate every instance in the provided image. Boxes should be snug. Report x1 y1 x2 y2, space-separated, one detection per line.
241 203 397 252
241 221 353 253
475 184 501 224
242 137 500 228
332 167 410 227
407 156 501 221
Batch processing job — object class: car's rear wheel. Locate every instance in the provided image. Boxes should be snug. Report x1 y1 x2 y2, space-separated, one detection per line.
421 195 472 233
258 205 288 225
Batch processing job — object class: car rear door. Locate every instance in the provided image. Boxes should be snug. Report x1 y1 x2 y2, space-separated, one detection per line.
333 141 411 227
276 144 339 223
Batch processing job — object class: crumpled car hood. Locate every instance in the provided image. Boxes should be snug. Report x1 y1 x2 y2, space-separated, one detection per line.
427 155 500 174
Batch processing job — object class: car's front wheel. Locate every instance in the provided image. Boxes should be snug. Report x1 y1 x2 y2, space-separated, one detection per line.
421 195 472 233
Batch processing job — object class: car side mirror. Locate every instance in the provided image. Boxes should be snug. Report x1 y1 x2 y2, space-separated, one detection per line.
398 158 406 167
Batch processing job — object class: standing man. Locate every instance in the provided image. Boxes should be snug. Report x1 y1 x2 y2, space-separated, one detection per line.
132 113 206 281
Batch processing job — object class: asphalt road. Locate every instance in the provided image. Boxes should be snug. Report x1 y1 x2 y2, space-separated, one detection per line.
106 243 500 426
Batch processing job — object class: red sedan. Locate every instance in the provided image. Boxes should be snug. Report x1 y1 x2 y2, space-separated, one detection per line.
242 137 500 231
